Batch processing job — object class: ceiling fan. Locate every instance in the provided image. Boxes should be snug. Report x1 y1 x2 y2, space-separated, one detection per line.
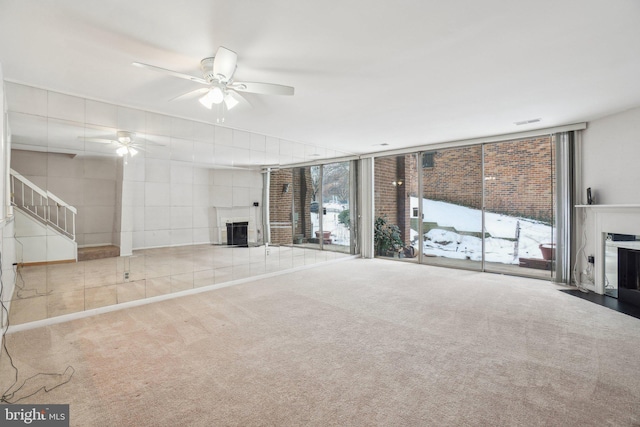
80 131 153 157
132 46 295 112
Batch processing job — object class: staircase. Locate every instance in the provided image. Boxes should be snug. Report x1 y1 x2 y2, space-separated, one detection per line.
11 169 122 263
11 169 78 263
11 169 77 240
77 245 120 261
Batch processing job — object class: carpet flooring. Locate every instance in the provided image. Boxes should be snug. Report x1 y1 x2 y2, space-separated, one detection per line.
2 258 640 426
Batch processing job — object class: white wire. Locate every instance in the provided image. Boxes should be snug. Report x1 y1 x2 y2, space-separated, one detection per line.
572 208 590 292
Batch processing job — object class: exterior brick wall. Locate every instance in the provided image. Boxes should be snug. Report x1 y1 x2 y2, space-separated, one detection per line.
374 157 400 226
269 167 316 245
374 155 416 244
483 136 554 222
292 167 314 240
269 169 293 244
374 136 555 248
422 145 484 210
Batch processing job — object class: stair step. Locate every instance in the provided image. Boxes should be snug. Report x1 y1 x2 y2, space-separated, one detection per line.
77 245 120 262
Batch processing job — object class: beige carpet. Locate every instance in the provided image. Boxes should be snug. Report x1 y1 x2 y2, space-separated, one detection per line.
2 258 640 426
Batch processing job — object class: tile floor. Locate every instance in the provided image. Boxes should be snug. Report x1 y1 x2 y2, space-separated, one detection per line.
8 244 351 325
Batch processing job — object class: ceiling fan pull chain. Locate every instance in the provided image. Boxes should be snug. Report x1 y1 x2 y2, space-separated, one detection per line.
216 103 226 124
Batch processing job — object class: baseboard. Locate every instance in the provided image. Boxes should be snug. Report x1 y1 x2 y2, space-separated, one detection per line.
19 259 76 267
6 254 359 334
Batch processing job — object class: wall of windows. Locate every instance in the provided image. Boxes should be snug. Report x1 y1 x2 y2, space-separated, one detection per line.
268 161 357 256
373 135 559 280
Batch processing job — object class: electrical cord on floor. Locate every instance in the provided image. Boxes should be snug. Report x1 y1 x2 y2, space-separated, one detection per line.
0 265 19 401
13 263 50 299
0 250 75 404
2 367 76 404
12 235 49 299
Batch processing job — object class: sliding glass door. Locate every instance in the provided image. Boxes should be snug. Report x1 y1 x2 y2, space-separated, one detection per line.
321 161 352 253
373 135 558 280
483 137 554 279
268 161 357 256
373 154 418 260
292 165 321 251
419 147 483 271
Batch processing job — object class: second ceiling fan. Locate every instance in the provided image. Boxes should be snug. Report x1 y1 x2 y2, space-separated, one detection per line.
133 46 295 111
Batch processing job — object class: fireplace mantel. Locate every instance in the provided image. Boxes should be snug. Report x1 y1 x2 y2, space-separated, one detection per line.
578 205 640 295
211 206 261 245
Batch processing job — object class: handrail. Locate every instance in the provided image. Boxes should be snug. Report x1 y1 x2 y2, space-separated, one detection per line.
47 191 78 214
9 169 47 198
10 169 77 214
10 169 77 241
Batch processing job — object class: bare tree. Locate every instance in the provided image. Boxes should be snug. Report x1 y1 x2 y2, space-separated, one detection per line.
310 166 320 201
322 162 349 203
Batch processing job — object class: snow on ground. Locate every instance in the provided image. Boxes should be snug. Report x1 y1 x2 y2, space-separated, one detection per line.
311 202 350 246
410 198 554 264
307 197 553 263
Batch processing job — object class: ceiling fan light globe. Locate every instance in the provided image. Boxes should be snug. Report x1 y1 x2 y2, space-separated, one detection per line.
198 92 214 109
224 93 239 110
210 86 225 104
116 146 128 156
198 87 225 109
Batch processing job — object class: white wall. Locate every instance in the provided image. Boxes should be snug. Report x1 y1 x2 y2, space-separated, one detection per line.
575 106 640 288
14 209 76 263
580 106 640 205
5 83 266 254
125 126 264 251
209 169 264 245
0 218 17 328
1 66 18 327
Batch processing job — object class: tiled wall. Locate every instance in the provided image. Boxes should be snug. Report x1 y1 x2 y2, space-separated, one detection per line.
5 82 352 256
11 150 119 247
1 73 18 325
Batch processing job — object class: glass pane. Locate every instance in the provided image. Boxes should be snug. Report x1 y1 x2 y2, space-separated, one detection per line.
483 137 554 278
420 147 483 270
322 161 351 253
292 166 321 251
268 168 294 274
269 168 293 246
374 154 418 261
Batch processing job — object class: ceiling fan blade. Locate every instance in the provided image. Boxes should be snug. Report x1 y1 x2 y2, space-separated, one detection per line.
140 138 166 147
212 47 238 82
128 144 148 152
78 136 115 144
132 62 207 85
230 81 294 96
169 87 209 102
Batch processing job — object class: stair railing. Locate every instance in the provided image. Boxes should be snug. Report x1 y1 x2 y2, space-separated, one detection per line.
10 169 77 241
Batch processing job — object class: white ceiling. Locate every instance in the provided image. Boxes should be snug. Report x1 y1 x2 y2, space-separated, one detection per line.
1 0 640 163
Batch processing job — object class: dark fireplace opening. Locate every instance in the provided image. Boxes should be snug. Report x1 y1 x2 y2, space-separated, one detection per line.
618 247 640 308
226 222 249 247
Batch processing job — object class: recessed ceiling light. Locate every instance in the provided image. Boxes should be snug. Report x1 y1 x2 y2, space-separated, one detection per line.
514 118 542 126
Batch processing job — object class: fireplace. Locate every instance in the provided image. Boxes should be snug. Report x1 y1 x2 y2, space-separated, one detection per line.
618 247 640 307
589 205 640 297
226 222 249 247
